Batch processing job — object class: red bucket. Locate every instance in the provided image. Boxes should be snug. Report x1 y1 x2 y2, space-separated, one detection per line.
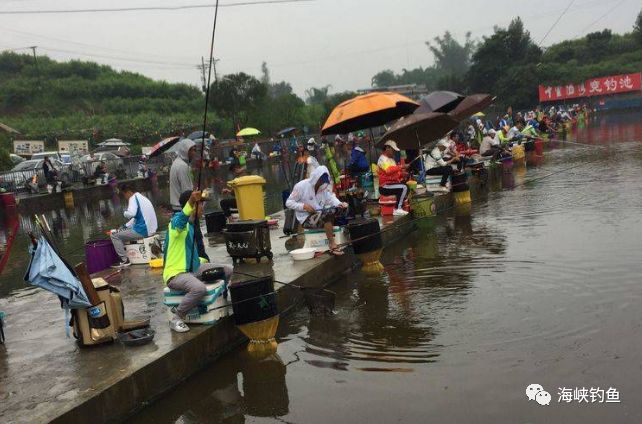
0 192 17 209
534 140 544 156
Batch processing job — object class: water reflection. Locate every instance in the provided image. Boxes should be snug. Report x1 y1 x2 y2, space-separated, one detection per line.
132 352 288 423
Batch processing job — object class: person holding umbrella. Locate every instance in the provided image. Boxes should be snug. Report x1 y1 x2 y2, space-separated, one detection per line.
377 140 410 217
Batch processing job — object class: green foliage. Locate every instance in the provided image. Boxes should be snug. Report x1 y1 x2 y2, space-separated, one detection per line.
634 10 642 45
0 147 12 172
426 31 476 76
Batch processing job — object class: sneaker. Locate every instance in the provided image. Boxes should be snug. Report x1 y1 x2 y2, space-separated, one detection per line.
111 259 131 269
169 316 190 333
393 209 409 217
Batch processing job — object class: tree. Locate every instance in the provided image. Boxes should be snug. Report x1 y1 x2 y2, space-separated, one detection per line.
260 61 270 86
269 81 293 98
634 9 642 45
371 70 397 87
208 72 268 126
305 85 331 105
467 17 542 107
426 31 476 77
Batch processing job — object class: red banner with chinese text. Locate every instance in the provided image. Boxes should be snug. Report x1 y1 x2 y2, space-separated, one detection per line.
538 73 642 102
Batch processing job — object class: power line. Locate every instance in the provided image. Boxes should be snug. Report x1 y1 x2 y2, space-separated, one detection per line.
579 0 627 34
0 25 198 63
0 0 313 15
538 0 576 46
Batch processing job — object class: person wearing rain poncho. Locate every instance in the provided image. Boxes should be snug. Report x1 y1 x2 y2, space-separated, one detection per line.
169 138 196 212
286 166 348 256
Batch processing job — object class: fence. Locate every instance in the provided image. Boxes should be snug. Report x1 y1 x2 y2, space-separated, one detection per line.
0 154 174 194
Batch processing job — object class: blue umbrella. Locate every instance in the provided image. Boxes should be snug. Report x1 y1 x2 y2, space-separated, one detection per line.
24 237 91 310
277 127 296 137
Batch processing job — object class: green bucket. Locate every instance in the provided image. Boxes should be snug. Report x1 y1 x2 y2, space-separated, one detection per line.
411 196 436 218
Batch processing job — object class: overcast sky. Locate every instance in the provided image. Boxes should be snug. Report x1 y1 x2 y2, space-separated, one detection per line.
0 0 639 96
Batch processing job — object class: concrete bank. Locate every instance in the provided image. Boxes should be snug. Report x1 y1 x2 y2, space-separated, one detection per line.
0 196 451 424
14 175 169 214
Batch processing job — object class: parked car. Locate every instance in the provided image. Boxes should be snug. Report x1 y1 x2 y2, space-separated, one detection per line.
0 159 72 191
9 154 25 165
31 151 62 161
80 152 124 174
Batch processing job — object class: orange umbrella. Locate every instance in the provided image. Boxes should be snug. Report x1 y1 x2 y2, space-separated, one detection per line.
321 92 419 135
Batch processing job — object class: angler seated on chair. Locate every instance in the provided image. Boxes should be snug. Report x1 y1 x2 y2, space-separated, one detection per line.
164 190 233 333
285 166 348 256
110 183 158 268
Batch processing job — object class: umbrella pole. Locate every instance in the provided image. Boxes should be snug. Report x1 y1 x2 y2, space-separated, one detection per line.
368 128 377 166
415 129 425 184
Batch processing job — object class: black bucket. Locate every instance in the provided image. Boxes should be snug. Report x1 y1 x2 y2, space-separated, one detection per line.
451 172 469 193
229 277 278 326
524 140 536 152
205 211 227 234
347 218 382 255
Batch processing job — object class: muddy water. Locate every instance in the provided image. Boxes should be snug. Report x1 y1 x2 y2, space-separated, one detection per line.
130 112 642 423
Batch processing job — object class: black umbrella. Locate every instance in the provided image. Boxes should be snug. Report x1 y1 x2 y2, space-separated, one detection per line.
187 131 211 141
415 91 465 114
448 94 494 121
377 112 460 150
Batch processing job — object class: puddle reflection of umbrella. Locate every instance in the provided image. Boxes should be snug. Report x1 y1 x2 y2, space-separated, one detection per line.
237 128 261 137
448 94 494 121
377 112 460 150
277 127 296 137
415 91 465 114
321 92 419 136
148 136 181 158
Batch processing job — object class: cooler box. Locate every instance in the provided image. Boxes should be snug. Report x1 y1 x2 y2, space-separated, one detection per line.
125 235 161 265
163 279 231 325
228 175 266 220
303 226 348 252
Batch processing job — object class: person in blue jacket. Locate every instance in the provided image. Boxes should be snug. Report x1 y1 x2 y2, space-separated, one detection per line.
348 138 369 175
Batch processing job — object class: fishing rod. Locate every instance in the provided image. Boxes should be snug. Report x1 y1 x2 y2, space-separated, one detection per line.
189 0 221 272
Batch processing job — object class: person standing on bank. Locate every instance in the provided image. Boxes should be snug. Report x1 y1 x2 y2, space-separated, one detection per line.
169 138 210 261
111 184 158 268
163 190 233 332
169 138 197 212
377 140 410 217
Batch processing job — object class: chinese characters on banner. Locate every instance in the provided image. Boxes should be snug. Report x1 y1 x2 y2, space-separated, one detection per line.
538 73 642 102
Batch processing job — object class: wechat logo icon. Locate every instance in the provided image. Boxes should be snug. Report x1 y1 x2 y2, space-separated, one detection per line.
526 384 551 406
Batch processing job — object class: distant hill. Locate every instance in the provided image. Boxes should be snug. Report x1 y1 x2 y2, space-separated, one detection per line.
0 52 213 147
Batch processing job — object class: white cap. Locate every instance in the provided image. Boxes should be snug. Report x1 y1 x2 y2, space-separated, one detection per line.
488 128 496 135
384 140 400 151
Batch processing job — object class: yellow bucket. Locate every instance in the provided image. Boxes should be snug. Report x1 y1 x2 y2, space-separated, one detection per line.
228 175 266 221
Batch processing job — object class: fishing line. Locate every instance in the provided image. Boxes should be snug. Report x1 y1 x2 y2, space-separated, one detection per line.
189 0 221 272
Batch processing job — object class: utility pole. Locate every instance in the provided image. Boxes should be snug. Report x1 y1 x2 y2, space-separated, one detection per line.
198 57 220 92
199 56 207 92
30 46 42 90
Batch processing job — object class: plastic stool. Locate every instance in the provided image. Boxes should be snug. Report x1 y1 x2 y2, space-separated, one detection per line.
378 195 397 216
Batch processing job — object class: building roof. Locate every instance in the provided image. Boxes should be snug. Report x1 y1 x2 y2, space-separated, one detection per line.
0 122 21 134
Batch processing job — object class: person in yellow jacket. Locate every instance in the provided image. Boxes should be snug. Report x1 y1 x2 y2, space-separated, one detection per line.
163 190 233 333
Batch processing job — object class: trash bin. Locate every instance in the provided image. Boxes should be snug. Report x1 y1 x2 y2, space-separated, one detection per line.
228 175 266 220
